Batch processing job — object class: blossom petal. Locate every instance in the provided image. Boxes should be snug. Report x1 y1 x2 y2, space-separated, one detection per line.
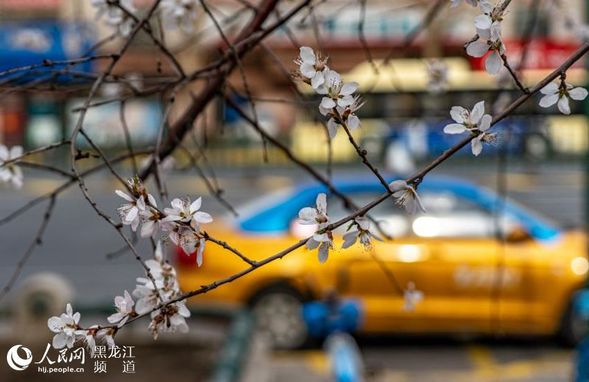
569 87 588 101
478 114 492 132
389 180 408 192
320 97 336 110
471 136 484 156
299 46 316 64
115 190 133 202
10 146 23 158
540 82 559 95
140 221 155 238
52 333 68 349
310 71 324 88
189 197 202 214
342 231 358 249
485 51 502 75
474 14 492 30
193 211 213 224
347 114 360 130
466 41 489 58
470 101 485 124
306 237 320 250
539 93 559 108
450 106 467 123
443 123 467 134
48 317 64 333
0 145 8 161
170 198 184 210
300 63 316 78
317 243 329 263
299 207 317 222
147 193 157 207
337 95 354 108
558 95 571 115
340 82 358 95
316 193 327 213
327 118 338 139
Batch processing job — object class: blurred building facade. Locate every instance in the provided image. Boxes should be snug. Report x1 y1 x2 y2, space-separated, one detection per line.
0 0 587 165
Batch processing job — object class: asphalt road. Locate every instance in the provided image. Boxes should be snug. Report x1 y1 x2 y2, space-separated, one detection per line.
271 337 574 382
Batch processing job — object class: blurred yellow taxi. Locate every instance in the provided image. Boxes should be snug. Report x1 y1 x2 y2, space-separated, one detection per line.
175 176 588 348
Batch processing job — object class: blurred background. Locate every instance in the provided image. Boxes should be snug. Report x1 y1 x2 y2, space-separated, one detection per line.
1 0 589 381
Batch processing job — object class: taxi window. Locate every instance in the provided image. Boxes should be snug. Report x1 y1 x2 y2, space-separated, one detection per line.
327 193 410 238
412 191 518 239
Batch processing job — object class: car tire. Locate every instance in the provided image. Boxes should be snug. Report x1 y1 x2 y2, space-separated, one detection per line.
558 299 587 347
249 284 309 350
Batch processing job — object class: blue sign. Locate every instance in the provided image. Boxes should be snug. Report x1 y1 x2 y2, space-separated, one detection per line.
0 22 96 83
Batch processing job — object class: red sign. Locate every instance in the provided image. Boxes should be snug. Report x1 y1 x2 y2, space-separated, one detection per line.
0 0 60 10
469 39 584 70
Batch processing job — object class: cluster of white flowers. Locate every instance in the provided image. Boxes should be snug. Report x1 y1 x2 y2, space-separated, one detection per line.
48 241 189 352
464 1 506 75
539 79 588 115
0 144 23 189
160 0 198 33
342 217 379 251
133 242 190 339
298 193 333 263
443 100 495 156
298 193 413 261
91 0 136 37
115 177 213 266
48 304 115 355
295 47 363 139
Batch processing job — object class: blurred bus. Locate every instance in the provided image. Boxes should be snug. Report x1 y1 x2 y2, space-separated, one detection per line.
292 57 589 165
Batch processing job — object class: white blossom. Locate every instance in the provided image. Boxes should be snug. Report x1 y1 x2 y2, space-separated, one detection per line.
96 328 116 349
133 277 161 315
91 0 136 37
389 180 425 214
107 290 135 327
296 46 328 89
443 101 494 156
140 193 163 238
115 190 145 231
148 301 190 340
0 144 24 189
466 22 505 75
539 81 588 115
403 282 424 311
179 231 207 266
160 0 198 33
298 193 329 226
342 217 378 250
318 70 358 110
473 1 505 37
84 326 98 356
299 193 333 263
47 304 84 349
163 197 213 230
295 47 364 140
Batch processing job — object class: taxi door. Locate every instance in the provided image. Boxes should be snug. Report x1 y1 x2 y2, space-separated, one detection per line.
341 191 502 335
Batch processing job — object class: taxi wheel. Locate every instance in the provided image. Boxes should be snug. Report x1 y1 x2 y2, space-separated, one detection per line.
250 285 309 350
558 300 587 347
